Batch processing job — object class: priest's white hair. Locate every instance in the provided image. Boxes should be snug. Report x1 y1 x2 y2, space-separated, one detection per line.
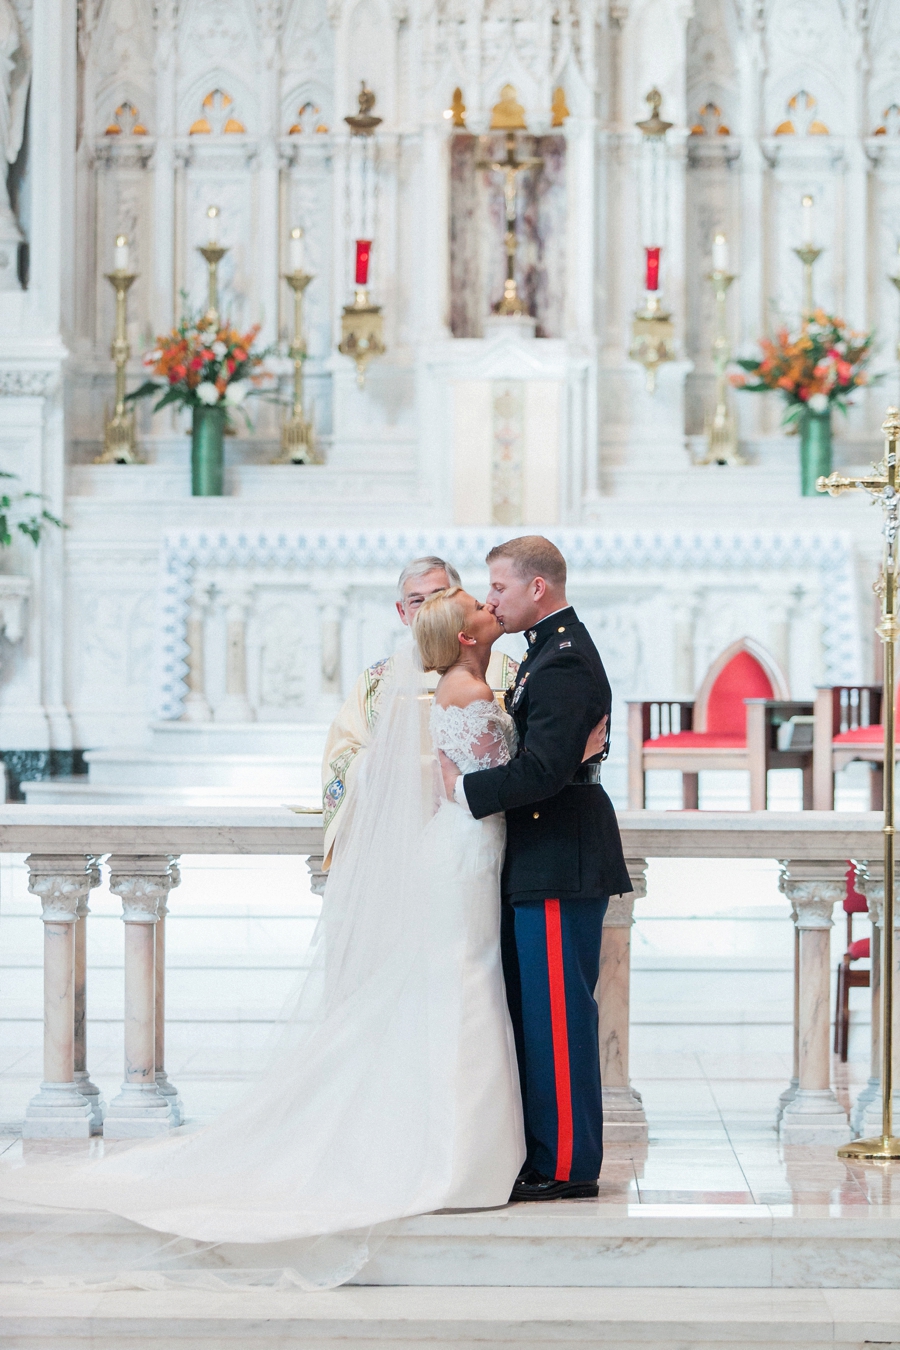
396 555 461 601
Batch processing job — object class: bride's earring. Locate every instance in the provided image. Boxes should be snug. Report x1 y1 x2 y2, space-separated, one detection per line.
458 632 477 647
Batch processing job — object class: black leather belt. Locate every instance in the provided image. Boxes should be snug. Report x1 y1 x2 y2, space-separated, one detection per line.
570 763 602 785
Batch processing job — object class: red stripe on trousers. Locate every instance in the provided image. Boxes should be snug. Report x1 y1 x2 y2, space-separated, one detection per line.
544 899 573 1182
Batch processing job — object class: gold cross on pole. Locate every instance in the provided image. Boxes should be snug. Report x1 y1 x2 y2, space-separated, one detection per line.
476 131 543 316
819 406 900 1161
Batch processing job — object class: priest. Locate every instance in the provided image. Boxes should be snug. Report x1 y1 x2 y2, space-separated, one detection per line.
321 555 518 868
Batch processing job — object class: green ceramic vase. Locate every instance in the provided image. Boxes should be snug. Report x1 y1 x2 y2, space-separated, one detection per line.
191 405 226 496
799 408 832 498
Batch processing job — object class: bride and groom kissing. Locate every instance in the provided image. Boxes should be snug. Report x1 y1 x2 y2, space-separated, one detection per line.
0 535 630 1276
324 534 631 1207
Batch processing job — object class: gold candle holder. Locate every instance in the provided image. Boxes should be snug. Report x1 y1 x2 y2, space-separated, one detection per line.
339 287 385 389
699 269 744 465
819 406 900 1163
273 269 317 464
198 206 227 329
793 244 823 316
629 293 675 394
95 255 140 465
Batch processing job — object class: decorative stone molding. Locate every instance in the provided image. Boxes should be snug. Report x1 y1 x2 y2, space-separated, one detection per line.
0 368 57 396
158 529 860 718
306 854 327 896
26 854 96 923
778 861 845 928
605 893 636 927
0 576 30 645
108 855 178 922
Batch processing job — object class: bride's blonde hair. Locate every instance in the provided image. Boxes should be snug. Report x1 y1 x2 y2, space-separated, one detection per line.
412 586 469 675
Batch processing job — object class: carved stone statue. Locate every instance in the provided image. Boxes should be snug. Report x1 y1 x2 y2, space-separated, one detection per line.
0 0 29 290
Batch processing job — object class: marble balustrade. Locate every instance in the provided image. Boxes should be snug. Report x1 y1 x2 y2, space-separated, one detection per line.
1 807 885 1139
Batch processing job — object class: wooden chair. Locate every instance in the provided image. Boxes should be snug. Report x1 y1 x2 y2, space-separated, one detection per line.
812 684 887 810
834 864 871 1062
627 637 814 810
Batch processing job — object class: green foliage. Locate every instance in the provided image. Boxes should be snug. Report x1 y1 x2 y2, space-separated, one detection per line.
0 472 65 548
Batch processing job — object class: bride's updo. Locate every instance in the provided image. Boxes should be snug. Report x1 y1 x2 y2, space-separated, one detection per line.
412 586 468 674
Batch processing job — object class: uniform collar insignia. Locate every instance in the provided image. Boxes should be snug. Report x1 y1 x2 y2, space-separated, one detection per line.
527 629 537 644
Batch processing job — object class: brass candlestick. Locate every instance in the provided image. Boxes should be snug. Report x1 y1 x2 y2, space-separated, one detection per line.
199 242 227 328
819 406 900 1163
794 244 823 316
95 268 140 464
273 269 317 464
476 131 542 317
699 269 744 465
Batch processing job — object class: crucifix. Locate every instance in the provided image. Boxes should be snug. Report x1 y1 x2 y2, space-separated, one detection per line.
819 406 900 1162
476 131 543 317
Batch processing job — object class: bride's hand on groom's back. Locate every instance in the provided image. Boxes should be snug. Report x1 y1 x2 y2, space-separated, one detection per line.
582 715 608 762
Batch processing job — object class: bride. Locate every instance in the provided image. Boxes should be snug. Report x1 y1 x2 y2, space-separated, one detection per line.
0 588 603 1278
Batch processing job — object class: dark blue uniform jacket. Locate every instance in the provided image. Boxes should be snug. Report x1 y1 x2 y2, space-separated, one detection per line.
462 606 631 902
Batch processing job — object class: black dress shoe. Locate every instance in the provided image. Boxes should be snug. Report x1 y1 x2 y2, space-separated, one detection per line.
510 1169 599 1202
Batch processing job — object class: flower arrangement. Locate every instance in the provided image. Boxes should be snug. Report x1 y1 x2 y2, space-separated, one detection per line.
730 311 878 426
127 313 266 420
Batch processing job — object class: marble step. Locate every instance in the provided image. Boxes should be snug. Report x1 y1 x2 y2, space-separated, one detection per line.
0 1284 897 1348
23 780 317 806
3 1202 900 1290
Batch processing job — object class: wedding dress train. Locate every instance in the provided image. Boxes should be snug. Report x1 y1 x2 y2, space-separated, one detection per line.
0 644 524 1284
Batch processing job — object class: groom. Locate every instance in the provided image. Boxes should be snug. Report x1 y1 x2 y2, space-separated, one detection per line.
443 536 631 1201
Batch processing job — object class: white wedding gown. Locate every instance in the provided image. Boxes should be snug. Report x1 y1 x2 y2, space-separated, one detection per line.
0 647 525 1287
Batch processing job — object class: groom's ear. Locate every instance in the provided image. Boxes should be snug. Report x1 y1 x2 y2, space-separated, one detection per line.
532 576 547 601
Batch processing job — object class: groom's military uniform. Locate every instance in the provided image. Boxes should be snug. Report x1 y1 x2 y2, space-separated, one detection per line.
462 606 630 1184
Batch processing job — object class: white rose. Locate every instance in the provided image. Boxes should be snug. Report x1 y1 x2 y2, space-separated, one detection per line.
224 380 249 406
196 382 220 405
808 393 829 413
212 341 227 358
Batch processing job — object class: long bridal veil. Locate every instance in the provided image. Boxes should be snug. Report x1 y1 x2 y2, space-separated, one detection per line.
0 640 469 1288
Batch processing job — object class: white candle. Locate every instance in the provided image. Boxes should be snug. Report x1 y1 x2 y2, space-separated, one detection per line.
802 194 813 246
712 233 728 272
206 205 220 243
289 227 305 273
114 234 129 272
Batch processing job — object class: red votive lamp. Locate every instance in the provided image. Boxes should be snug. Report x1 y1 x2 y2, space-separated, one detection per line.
645 246 661 291
355 239 371 287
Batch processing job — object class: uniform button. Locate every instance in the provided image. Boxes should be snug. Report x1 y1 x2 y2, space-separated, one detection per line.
533 811 540 819
558 626 566 632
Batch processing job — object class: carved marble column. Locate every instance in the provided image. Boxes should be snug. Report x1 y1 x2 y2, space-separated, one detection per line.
103 856 177 1137
776 889 800 1124
598 858 648 1142
779 861 851 1144
671 593 699 700
22 856 96 1138
154 857 183 1126
72 857 104 1132
853 862 897 1137
181 583 212 723
215 585 255 722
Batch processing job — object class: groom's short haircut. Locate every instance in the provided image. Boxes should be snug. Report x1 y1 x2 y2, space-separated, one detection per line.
396 555 462 601
485 536 566 587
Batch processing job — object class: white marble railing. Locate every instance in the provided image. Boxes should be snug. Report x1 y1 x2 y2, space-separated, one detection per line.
0 806 884 1143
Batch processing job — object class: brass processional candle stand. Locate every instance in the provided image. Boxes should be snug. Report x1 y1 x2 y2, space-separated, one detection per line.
95 234 141 464
274 227 317 463
819 406 900 1162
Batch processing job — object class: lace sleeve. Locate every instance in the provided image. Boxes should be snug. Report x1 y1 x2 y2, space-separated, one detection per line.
430 701 515 773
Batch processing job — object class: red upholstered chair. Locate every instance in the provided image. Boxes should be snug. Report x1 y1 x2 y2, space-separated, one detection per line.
627 638 814 810
812 684 889 810
834 864 871 1062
